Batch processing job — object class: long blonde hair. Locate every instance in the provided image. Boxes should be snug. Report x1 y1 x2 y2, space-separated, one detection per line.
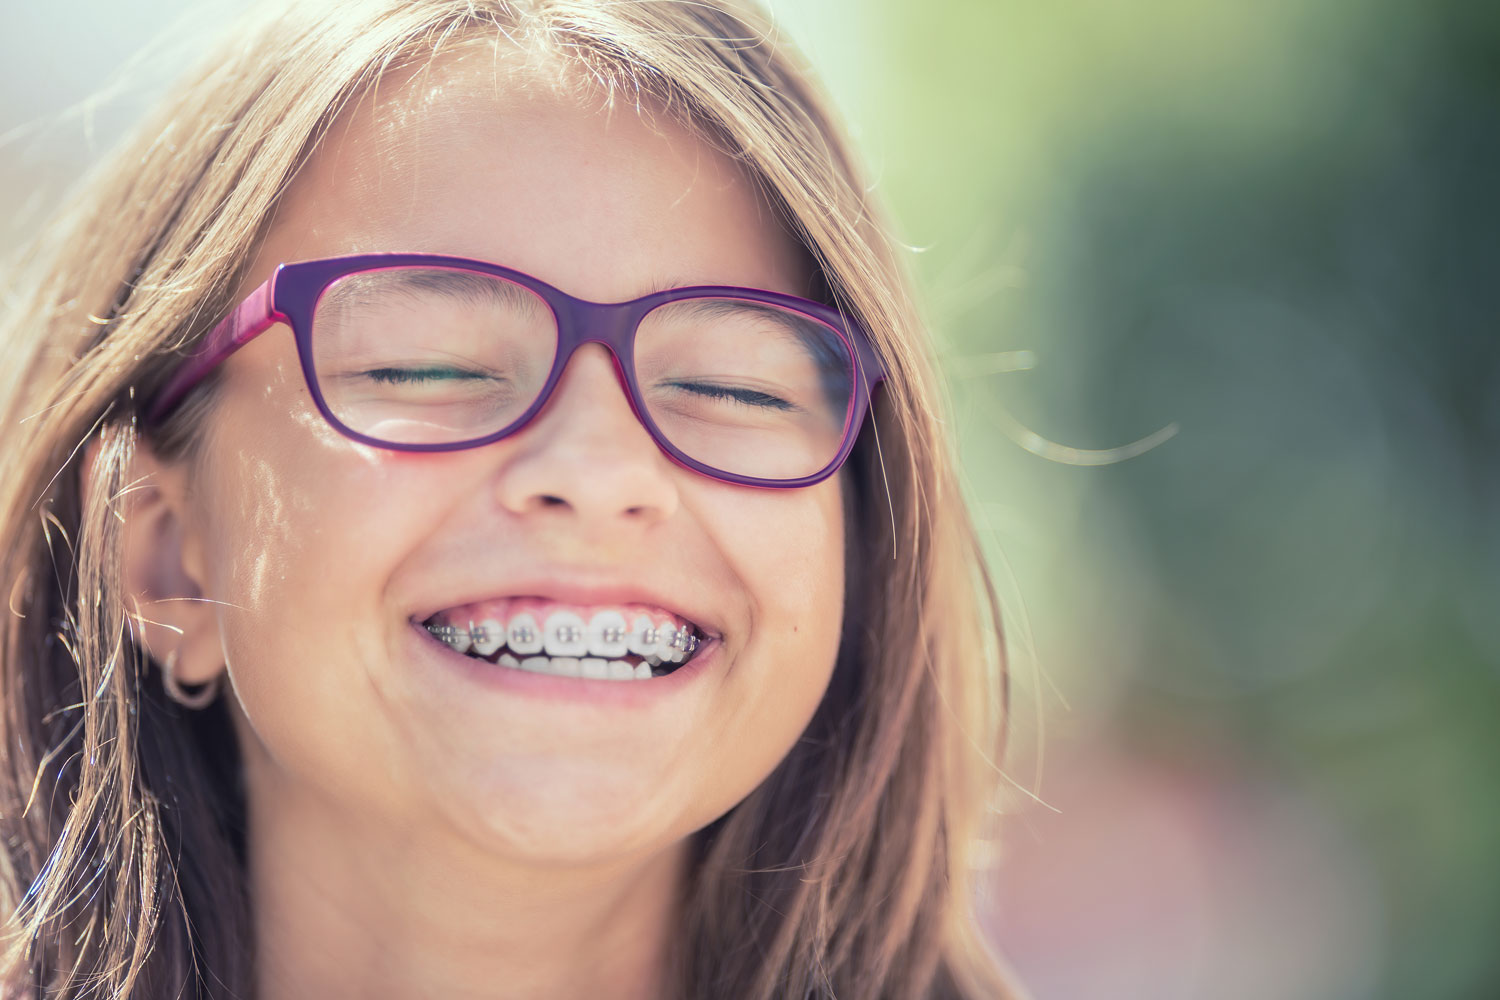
0 2 1015 996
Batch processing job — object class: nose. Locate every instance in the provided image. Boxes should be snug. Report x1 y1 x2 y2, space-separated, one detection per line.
490 343 680 530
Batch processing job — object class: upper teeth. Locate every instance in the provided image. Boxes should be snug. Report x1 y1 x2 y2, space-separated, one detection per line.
427 609 699 662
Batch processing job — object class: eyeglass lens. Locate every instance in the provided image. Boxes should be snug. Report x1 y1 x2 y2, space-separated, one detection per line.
309 266 856 480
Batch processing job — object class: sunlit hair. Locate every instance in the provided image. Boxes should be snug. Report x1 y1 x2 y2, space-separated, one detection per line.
0 1 1016 996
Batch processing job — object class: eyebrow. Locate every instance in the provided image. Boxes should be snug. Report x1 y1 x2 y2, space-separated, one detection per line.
329 267 547 312
666 297 847 368
362 270 752 303
666 296 816 335
648 276 693 295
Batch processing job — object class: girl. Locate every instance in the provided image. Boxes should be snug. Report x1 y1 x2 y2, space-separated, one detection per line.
0 1 1020 997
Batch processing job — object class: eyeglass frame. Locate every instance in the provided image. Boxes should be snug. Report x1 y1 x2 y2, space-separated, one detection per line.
144 252 888 489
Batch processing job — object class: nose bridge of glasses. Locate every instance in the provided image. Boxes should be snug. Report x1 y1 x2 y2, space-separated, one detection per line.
554 296 640 357
551 295 645 387
548 296 648 417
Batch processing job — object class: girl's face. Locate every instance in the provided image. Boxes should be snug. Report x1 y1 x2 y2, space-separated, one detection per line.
171 58 845 862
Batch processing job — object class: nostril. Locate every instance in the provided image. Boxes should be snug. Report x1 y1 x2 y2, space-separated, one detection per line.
539 494 567 507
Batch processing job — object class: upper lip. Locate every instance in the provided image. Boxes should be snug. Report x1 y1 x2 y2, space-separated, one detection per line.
412 573 724 639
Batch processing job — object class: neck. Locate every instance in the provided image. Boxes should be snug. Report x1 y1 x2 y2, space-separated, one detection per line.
243 753 686 1000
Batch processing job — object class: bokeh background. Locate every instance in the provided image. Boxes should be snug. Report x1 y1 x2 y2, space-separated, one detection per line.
2 1 1496 997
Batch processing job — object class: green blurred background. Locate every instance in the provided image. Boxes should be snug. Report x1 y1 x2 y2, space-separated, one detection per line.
2 1 1496 997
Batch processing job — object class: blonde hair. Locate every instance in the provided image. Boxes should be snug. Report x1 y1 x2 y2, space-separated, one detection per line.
0 2 1016 996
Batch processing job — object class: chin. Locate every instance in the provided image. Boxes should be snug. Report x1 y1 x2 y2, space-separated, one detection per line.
438 757 689 863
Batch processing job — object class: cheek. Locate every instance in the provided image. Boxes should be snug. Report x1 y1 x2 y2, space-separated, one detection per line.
713 480 845 624
686 479 845 809
193 424 447 804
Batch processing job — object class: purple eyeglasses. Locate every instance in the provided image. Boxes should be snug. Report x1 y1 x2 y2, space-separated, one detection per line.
146 253 886 488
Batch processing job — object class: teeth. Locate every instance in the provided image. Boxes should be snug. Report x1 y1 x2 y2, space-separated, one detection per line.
662 627 684 663
543 611 589 656
550 657 583 677
427 605 703 678
434 632 656 681
508 614 543 655
587 610 630 657
627 616 660 658
436 624 472 654
471 618 505 656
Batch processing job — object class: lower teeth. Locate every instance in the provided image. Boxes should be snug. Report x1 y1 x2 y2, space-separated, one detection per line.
466 649 682 681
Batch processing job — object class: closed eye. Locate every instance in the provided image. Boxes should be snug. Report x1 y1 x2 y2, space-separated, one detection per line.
666 381 797 411
362 366 495 384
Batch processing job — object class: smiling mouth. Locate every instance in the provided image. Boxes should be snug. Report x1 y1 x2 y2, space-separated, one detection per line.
420 602 708 681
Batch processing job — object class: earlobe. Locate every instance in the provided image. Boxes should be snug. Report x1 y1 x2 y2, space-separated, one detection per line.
87 436 223 687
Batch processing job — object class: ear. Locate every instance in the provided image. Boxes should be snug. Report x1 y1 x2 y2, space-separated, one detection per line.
84 436 224 687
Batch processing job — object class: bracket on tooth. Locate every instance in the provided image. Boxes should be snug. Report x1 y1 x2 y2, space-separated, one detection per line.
663 626 698 654
510 625 537 645
556 624 585 644
430 623 467 645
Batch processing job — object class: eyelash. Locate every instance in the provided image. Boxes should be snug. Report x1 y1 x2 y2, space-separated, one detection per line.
364 367 489 384
670 381 795 411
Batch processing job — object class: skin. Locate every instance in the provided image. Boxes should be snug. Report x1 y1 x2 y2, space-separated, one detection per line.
123 50 845 1000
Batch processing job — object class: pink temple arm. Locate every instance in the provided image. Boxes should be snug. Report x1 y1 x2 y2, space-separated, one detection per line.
146 276 280 421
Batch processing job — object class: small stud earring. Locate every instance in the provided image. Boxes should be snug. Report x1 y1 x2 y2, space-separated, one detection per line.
161 650 221 710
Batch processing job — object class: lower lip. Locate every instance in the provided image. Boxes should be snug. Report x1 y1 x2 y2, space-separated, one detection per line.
407 620 722 708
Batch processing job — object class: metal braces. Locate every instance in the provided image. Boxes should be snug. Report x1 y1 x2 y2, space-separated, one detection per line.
427 621 699 654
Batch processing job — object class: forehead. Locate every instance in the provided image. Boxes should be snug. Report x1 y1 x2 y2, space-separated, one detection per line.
252 43 807 301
